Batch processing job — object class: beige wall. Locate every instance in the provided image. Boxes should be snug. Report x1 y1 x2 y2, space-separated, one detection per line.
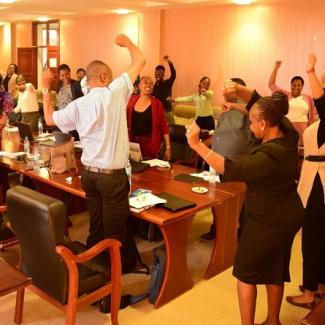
2 2 325 102
161 2 325 103
60 13 140 79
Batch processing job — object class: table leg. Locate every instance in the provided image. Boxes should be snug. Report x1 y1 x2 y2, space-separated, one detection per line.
204 193 244 279
154 216 194 308
14 288 25 324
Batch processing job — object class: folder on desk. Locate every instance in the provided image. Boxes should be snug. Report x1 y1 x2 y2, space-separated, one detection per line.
174 173 201 183
156 192 196 212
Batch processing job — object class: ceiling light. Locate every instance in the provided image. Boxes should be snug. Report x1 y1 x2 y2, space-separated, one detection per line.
37 17 49 22
234 0 252 4
0 0 15 3
113 9 130 15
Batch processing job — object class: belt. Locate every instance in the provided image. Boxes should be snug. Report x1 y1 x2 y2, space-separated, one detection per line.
304 155 325 162
83 166 125 174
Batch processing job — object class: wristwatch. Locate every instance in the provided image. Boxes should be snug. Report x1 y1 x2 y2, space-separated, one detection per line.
42 88 49 95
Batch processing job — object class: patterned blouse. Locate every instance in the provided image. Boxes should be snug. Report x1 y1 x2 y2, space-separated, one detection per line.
57 84 73 110
0 90 14 116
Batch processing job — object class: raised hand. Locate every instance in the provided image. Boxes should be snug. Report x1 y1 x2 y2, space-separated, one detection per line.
163 55 170 62
307 53 317 72
223 82 237 98
274 60 282 69
42 68 54 89
186 122 201 149
115 34 131 47
222 102 233 112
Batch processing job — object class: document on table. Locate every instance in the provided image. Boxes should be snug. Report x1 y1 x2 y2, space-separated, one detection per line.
129 192 167 209
142 159 170 168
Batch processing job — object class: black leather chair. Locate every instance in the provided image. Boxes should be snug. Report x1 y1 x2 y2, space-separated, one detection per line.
169 124 199 167
6 186 122 325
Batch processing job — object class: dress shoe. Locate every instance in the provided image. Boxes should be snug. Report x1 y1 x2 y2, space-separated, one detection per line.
99 294 131 314
286 296 315 309
298 285 325 299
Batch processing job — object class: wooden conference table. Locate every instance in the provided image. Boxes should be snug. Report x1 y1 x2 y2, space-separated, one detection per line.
0 157 245 308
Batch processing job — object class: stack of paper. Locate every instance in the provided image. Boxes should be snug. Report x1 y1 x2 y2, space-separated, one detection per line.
190 171 220 183
129 192 167 212
142 159 170 168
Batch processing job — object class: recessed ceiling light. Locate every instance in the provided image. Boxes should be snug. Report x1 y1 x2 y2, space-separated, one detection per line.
0 0 15 3
234 0 252 4
113 9 131 15
37 17 49 22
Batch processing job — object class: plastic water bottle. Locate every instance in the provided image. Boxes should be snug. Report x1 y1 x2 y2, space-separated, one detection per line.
126 159 132 195
33 143 40 172
38 118 43 135
209 165 217 184
23 136 30 155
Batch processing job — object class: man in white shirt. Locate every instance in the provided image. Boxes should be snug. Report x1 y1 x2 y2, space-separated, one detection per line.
14 75 40 131
42 34 146 272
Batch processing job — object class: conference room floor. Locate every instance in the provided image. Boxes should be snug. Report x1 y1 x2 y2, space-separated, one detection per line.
0 208 307 325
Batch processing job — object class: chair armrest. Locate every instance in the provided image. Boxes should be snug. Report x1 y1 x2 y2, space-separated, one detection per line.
56 238 121 265
56 239 122 304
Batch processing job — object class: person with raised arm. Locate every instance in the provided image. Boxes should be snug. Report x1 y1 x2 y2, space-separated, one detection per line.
42 34 146 276
186 84 303 325
286 53 325 310
152 55 176 125
170 76 215 131
127 76 171 161
14 75 40 131
268 60 316 146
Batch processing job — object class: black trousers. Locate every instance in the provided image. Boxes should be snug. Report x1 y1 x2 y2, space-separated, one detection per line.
302 173 325 291
81 169 137 272
196 115 215 131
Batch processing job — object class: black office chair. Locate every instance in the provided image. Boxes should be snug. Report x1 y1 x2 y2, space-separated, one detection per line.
6 185 122 325
169 124 199 168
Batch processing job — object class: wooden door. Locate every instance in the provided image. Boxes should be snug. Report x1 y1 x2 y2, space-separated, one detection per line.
17 47 37 87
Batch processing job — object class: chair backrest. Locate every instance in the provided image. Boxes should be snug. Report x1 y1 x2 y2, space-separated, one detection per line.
169 125 195 164
6 186 69 304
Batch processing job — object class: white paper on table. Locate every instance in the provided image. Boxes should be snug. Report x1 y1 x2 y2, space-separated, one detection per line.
190 171 221 183
0 151 26 159
142 159 170 168
129 193 167 209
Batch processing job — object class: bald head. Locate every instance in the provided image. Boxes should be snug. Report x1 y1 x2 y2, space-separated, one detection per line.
86 60 113 88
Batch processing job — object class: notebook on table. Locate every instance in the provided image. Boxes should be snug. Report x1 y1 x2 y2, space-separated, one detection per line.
130 160 150 173
156 192 196 212
174 173 201 183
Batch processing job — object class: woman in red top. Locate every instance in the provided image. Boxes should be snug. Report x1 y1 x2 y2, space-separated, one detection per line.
127 76 171 160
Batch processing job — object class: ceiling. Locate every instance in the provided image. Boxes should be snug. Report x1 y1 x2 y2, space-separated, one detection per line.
0 0 289 23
